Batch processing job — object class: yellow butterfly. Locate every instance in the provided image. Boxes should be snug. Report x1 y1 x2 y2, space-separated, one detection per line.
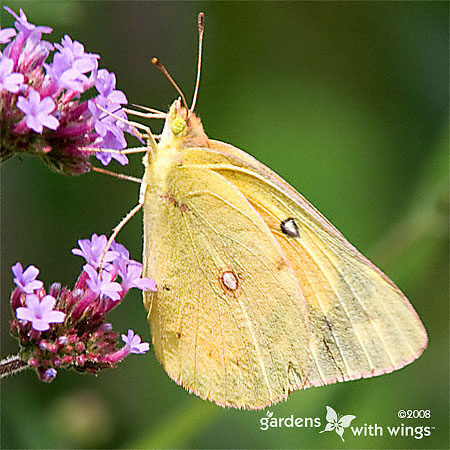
131 15 427 410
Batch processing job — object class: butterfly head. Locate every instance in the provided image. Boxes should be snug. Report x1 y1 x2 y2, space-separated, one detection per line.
160 98 209 148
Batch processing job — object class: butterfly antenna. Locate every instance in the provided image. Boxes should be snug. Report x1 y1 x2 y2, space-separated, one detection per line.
151 57 189 113
190 12 205 113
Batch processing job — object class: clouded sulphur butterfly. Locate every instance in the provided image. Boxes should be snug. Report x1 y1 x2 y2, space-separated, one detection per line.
137 15 427 410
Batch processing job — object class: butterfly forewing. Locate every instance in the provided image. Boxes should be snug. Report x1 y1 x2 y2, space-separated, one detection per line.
175 141 427 387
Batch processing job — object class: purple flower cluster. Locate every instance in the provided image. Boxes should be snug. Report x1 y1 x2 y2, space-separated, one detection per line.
0 7 132 175
9 234 155 382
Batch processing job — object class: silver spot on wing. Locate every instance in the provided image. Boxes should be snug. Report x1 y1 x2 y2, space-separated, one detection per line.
280 218 300 238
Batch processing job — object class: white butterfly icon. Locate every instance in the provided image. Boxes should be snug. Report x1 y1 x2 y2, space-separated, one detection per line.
319 406 356 442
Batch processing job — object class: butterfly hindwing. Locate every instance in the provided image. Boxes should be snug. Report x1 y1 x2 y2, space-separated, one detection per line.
142 157 310 409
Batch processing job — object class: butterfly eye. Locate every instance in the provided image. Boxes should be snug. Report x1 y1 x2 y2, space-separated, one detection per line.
171 117 187 136
280 218 300 238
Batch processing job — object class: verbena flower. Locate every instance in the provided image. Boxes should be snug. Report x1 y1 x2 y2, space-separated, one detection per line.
9 233 154 382
17 88 59 132
71 233 118 269
84 264 122 302
11 262 43 293
101 330 150 364
122 329 151 354
0 56 23 92
16 294 65 331
119 261 157 292
0 6 133 175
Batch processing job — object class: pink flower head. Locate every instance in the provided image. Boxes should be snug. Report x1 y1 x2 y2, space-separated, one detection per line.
16 294 65 331
121 330 150 354
12 262 43 293
8 234 159 382
17 89 59 133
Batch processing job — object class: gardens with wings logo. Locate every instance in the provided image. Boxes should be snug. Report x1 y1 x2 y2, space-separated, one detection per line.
259 405 437 442
319 406 356 442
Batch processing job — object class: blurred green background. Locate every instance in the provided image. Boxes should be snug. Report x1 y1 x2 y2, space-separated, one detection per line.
1 1 448 449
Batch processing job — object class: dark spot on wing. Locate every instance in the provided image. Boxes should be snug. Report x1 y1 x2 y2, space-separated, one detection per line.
280 218 300 238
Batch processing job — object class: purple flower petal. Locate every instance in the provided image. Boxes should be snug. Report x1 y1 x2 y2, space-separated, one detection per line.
95 69 116 96
71 233 118 268
94 130 128 165
4 7 52 38
119 261 157 292
58 67 88 92
134 277 158 292
15 294 65 331
107 90 127 104
0 27 16 44
110 241 130 261
17 89 59 133
84 264 122 301
39 294 56 312
121 329 150 354
37 96 56 114
94 150 112 166
45 34 99 92
32 319 51 332
45 310 66 323
0 56 24 93
16 306 35 322
12 262 43 294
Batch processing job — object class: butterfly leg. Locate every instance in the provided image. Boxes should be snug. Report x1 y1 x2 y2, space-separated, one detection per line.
86 146 150 155
90 165 142 183
98 193 146 273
